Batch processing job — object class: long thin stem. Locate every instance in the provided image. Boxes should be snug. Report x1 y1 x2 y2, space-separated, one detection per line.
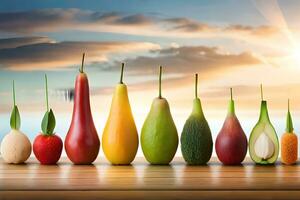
12 80 16 106
12 80 17 130
260 84 264 100
228 87 235 115
286 98 294 133
45 74 49 111
159 66 162 98
80 53 85 73
120 63 124 84
195 74 198 99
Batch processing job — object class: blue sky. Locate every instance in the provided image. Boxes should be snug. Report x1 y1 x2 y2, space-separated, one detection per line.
1 1 300 156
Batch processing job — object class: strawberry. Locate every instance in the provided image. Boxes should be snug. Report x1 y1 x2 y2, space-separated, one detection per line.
33 74 63 165
33 134 63 165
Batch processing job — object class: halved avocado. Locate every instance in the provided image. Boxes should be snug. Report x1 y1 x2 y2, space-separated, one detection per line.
249 100 279 164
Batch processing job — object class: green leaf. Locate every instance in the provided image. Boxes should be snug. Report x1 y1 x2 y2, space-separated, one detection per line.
286 100 294 133
10 105 21 130
41 108 56 135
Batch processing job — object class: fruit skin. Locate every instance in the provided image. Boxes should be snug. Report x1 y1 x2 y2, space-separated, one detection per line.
33 133 63 165
215 97 248 165
181 98 213 165
281 100 298 165
102 83 138 165
0 129 31 164
249 101 279 164
281 132 298 165
141 97 178 164
65 72 100 164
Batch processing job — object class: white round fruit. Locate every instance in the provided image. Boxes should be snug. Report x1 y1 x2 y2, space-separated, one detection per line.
1 129 31 164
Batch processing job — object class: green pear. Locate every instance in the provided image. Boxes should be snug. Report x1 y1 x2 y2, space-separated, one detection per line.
141 66 178 165
180 74 213 165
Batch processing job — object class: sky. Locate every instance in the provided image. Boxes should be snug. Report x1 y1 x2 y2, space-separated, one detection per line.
0 0 300 156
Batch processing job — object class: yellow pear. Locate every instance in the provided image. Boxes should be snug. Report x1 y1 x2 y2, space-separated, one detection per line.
102 63 139 165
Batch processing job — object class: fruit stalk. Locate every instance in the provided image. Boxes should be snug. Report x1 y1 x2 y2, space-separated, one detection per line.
13 80 16 107
120 63 125 84
12 81 17 128
228 88 235 115
195 74 198 99
159 66 162 98
286 99 294 133
45 74 49 112
10 81 21 131
79 53 85 73
260 84 263 100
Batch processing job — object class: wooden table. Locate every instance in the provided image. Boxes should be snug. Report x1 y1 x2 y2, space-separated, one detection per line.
1 157 300 200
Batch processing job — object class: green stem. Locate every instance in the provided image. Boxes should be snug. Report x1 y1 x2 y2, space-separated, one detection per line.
13 80 17 130
228 87 235 115
195 74 198 99
120 63 124 84
159 66 162 98
286 99 294 133
12 80 16 106
260 84 264 100
79 53 85 73
45 74 49 112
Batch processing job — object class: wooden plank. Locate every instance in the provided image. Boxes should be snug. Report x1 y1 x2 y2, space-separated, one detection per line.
2 191 300 200
0 157 299 200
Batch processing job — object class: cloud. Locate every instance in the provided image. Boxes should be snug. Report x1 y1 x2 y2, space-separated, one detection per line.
57 45 262 102
116 46 261 76
0 9 154 34
0 36 54 49
0 9 282 40
224 25 279 37
0 37 160 70
163 18 216 32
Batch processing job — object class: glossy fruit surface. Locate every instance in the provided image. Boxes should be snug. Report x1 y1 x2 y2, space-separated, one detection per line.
102 63 138 165
65 54 100 164
141 97 178 164
215 88 248 165
33 134 63 165
141 66 178 165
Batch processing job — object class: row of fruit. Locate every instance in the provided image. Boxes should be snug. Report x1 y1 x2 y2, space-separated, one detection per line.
0 54 297 166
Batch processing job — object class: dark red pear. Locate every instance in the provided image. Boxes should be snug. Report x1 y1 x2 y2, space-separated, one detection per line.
215 88 248 165
65 53 100 164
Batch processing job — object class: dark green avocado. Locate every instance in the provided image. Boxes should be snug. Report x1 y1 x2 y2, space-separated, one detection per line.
180 74 213 165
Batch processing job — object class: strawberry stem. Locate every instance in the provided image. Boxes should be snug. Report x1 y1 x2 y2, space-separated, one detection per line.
45 74 49 112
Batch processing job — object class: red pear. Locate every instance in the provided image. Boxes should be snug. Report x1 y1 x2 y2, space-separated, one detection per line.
215 88 248 165
65 53 100 164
